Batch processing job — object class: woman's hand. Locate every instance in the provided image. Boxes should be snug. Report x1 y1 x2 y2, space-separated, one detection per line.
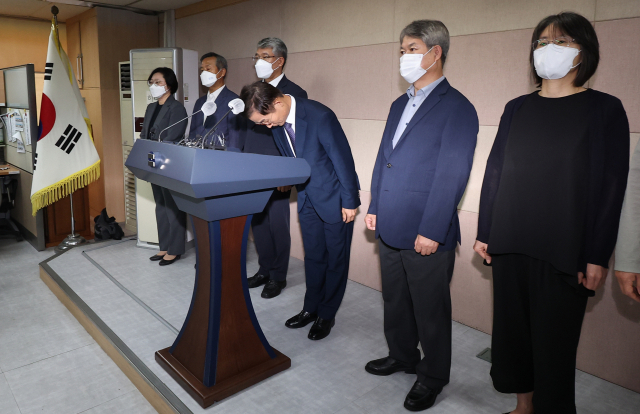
578 263 608 291
473 240 491 264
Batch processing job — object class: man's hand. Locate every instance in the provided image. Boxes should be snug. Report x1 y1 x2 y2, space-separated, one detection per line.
365 214 376 231
415 235 438 256
578 263 608 291
277 185 292 192
342 208 356 223
614 271 640 302
473 240 491 264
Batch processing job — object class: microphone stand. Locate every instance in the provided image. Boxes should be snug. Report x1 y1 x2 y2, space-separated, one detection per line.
201 108 234 149
157 108 202 142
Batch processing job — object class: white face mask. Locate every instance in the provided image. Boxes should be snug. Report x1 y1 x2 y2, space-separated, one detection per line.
149 83 167 99
255 58 281 79
400 47 436 84
200 68 222 88
533 44 581 80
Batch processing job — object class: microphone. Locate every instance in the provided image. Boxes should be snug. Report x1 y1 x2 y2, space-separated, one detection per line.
156 101 217 142
201 99 245 148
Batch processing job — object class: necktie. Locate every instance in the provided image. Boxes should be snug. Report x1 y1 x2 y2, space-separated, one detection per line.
284 122 296 155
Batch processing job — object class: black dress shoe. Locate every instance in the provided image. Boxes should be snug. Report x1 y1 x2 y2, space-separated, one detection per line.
149 254 164 261
159 255 180 266
261 280 286 298
404 380 441 411
365 356 416 376
285 310 317 329
308 318 335 340
247 272 269 288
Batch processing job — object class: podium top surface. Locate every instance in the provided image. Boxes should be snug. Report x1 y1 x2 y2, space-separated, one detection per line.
125 140 311 198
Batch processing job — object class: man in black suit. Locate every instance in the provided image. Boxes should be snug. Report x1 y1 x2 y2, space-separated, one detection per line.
243 38 308 299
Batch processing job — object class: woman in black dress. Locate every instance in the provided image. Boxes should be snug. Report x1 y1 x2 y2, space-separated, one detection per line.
473 12 630 414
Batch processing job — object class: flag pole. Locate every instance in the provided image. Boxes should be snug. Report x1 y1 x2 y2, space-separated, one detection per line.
52 5 87 253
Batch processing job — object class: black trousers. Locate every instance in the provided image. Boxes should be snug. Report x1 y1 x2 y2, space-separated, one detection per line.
491 254 589 414
379 239 455 390
251 189 291 281
151 183 186 255
299 197 354 320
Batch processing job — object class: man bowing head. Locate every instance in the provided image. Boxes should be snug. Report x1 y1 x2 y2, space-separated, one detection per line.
240 82 360 341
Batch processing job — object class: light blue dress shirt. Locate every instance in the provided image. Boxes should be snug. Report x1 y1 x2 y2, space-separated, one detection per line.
392 76 446 148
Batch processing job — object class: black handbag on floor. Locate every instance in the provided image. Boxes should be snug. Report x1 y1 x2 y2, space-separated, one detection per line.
93 208 124 240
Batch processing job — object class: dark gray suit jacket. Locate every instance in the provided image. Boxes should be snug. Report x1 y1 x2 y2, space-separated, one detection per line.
140 95 188 142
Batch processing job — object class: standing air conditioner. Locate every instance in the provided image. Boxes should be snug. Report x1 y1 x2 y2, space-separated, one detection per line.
129 48 198 248
119 61 136 234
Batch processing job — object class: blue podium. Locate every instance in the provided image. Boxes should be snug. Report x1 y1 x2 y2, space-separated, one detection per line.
125 140 310 407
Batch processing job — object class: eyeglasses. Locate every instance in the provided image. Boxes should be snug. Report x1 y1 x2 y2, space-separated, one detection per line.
252 55 280 63
147 80 166 86
532 36 576 49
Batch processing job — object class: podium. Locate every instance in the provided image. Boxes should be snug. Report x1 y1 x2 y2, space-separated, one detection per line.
125 140 310 407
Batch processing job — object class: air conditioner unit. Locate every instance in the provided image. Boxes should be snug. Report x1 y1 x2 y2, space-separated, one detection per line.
119 61 136 233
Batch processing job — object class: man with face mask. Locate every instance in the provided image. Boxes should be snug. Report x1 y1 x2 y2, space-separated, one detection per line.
243 38 308 299
364 20 478 411
189 52 243 149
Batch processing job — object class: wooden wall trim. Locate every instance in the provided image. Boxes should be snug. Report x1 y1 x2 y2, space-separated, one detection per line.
66 7 97 25
175 0 249 20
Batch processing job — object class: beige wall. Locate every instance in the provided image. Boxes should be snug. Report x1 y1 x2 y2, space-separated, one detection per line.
176 0 640 392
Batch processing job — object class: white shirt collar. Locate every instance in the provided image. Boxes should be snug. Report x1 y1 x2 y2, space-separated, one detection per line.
285 95 296 131
268 73 285 87
206 84 226 102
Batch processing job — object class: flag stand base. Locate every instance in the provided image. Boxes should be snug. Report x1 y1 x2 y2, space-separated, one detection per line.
55 233 86 253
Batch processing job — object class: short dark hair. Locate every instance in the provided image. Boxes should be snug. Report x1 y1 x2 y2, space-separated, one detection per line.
239 81 284 118
148 67 179 94
200 52 228 76
530 12 599 87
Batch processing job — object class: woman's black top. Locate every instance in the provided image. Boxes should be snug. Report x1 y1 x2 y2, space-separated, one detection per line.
477 89 629 277
147 103 163 140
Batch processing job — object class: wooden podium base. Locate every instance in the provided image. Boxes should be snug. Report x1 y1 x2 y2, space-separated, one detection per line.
156 347 290 408
157 215 291 408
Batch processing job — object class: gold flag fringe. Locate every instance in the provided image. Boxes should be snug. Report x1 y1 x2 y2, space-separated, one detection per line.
30 160 100 216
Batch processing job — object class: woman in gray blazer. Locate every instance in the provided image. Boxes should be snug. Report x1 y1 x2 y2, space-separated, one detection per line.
141 67 188 266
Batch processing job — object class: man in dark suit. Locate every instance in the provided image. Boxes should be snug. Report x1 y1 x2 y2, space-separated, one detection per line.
190 52 243 149
240 81 360 340
243 38 308 299
364 20 478 411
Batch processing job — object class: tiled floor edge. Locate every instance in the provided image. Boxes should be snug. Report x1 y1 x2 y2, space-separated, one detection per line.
38 260 192 414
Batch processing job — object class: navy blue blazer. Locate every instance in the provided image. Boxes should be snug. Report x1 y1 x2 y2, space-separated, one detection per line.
271 98 360 224
368 79 479 251
189 86 243 149
243 75 308 156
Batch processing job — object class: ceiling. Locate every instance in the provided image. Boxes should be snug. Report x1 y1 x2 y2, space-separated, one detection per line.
0 0 204 22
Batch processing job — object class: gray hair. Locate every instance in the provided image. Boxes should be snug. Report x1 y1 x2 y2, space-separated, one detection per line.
200 52 228 75
257 37 288 67
400 20 450 66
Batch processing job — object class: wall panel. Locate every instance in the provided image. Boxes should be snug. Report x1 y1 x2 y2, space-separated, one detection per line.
595 0 640 21
444 29 536 126
394 0 596 38
458 126 499 214
280 0 395 53
285 43 396 121
175 0 283 60
338 119 386 192
592 18 640 133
